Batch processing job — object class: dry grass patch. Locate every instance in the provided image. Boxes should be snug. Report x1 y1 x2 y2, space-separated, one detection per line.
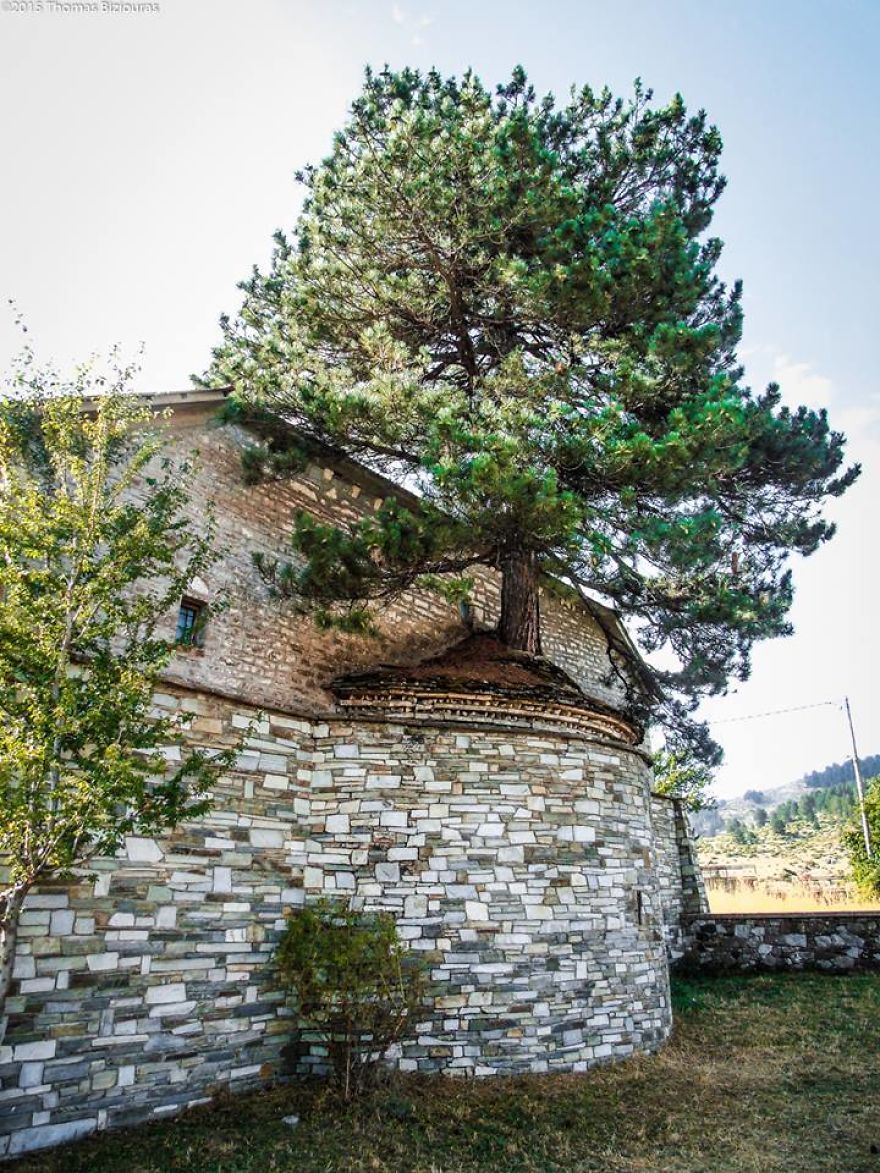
12 974 880 1173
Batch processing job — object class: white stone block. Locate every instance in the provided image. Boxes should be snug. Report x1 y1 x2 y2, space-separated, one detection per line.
258 753 288 773
156 906 177 929
86 952 119 972
118 1065 135 1087
375 862 400 883
12 955 36 980
325 814 350 834
263 774 289 790
13 1040 55 1062
49 910 75 936
24 894 68 910
334 744 360 759
213 867 232 893
250 827 284 848
145 982 187 1005
148 1000 197 1018
465 902 489 921
125 837 163 863
9 1119 96 1155
19 1062 44 1089
475 823 503 838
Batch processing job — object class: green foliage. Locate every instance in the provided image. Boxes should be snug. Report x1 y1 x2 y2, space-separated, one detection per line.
843 778 880 896
724 816 755 845
0 345 237 1014
653 747 714 810
770 811 788 836
204 66 858 763
754 807 768 828
801 754 880 789
275 899 427 1100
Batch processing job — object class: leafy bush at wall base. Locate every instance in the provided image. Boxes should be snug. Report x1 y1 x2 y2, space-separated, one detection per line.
843 779 880 897
275 899 428 1100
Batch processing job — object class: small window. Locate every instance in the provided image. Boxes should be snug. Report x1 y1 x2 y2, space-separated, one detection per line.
175 598 206 648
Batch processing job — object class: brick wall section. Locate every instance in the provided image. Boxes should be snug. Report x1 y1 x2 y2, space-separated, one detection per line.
0 686 675 1157
150 412 626 714
650 797 708 963
679 913 880 973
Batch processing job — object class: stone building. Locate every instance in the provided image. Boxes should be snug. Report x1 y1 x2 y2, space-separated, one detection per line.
0 389 705 1158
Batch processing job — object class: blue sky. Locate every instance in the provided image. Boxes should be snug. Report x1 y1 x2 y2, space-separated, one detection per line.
1 0 877 798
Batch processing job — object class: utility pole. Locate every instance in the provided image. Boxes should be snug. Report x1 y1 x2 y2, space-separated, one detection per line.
844 696 873 859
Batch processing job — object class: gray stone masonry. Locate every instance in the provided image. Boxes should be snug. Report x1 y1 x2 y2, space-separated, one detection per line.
680 913 880 973
0 400 702 1157
650 797 708 963
0 686 696 1158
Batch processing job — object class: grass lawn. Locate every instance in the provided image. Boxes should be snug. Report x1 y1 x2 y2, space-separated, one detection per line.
13 974 880 1173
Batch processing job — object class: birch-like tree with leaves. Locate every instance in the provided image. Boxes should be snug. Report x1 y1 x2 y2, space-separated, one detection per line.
0 349 230 1027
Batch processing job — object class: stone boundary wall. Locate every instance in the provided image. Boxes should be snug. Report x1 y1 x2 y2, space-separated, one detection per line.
649 797 707 963
0 686 686 1159
679 913 880 973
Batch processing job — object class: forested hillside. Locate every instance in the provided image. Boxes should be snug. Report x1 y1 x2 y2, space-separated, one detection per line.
692 753 878 839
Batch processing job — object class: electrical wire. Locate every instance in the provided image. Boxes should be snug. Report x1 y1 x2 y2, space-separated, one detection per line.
708 699 840 725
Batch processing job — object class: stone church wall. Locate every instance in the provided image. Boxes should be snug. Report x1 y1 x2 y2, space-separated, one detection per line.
0 396 698 1157
149 408 627 716
0 685 692 1158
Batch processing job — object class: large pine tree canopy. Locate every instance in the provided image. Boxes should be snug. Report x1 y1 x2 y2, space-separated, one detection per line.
204 66 858 764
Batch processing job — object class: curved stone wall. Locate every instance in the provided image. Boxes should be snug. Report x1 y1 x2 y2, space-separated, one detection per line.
0 687 674 1157
306 718 671 1075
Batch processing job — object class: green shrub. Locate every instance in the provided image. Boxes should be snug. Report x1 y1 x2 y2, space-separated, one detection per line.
843 778 880 896
276 899 427 1099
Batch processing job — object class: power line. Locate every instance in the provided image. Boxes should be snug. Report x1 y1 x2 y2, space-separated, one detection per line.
708 699 839 724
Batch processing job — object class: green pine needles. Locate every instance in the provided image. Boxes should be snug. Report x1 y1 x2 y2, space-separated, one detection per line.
204 66 858 766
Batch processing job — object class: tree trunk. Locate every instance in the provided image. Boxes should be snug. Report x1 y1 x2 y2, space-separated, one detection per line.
0 885 28 1037
498 549 542 655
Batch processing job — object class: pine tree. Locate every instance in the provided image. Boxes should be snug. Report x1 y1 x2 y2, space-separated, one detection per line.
204 67 858 762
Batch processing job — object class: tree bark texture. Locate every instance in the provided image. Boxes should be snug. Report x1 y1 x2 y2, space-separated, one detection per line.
498 549 542 655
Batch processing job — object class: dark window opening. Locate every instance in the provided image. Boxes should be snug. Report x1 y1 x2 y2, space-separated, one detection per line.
175 598 206 648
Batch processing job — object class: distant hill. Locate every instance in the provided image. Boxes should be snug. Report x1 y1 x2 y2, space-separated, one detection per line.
801 755 880 789
692 753 879 839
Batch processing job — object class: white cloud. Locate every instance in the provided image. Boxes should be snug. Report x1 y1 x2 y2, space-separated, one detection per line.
770 353 834 410
390 4 433 41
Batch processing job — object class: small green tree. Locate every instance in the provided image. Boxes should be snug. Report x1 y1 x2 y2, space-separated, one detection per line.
0 348 233 1026
275 899 427 1100
652 747 714 810
754 807 768 828
843 778 880 896
770 811 788 836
